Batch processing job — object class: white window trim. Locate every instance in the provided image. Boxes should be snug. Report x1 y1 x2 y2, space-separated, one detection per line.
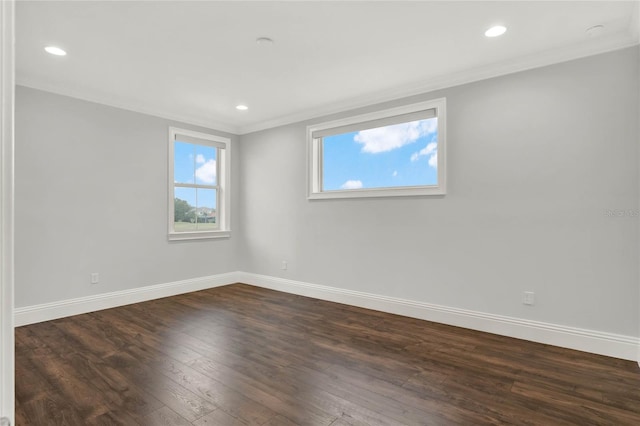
307 98 446 200
168 127 231 241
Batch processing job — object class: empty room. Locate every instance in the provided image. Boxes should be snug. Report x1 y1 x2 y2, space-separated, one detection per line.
1 0 640 425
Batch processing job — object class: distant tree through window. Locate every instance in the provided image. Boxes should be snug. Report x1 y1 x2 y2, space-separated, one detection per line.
168 128 230 240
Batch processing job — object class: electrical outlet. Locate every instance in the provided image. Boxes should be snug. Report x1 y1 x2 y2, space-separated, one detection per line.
91 273 99 284
523 291 535 306
281 261 288 270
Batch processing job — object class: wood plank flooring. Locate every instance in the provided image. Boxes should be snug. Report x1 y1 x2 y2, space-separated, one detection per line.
15 283 640 425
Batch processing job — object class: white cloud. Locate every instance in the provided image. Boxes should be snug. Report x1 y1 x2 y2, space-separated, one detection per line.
422 142 437 156
410 142 438 169
428 152 437 168
195 159 217 183
341 180 363 189
195 154 206 164
392 170 398 177
354 118 437 154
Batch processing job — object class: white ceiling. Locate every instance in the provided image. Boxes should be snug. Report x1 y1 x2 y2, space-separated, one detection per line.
16 1 640 134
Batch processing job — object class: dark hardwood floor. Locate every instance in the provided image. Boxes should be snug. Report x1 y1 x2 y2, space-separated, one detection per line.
15 283 640 425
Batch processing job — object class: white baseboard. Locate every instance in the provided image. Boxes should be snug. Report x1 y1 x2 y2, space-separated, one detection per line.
237 272 640 362
14 270 639 362
14 272 239 327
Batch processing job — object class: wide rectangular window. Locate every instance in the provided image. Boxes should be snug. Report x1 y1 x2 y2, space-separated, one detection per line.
168 127 230 240
308 98 446 199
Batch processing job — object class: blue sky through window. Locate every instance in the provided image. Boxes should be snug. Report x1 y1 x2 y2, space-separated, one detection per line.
322 118 438 191
174 141 217 209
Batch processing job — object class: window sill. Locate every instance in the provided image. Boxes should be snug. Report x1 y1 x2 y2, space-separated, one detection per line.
168 230 231 241
308 186 445 200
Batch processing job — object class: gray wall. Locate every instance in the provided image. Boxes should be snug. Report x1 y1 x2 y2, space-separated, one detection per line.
14 47 639 339
15 86 240 308
239 47 640 337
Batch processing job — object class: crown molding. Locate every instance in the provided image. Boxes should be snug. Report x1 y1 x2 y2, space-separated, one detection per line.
16 31 639 137
14 79 240 135
238 33 639 135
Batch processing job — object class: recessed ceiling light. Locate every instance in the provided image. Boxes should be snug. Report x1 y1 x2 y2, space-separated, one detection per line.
236 105 249 111
44 46 67 56
485 25 507 38
586 25 605 37
256 37 274 46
